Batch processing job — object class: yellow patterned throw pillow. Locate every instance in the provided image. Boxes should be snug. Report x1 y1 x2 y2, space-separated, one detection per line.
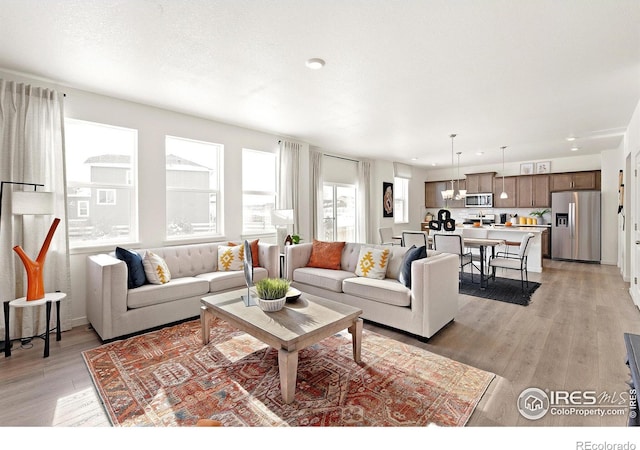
217 245 245 271
355 246 391 279
142 251 171 284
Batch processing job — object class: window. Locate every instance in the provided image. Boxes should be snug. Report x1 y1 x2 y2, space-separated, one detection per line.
96 189 116 205
166 136 222 239
64 119 138 247
393 177 409 224
322 183 357 241
242 149 277 234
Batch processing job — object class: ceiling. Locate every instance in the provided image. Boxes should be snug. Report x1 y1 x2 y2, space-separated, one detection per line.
1 0 639 168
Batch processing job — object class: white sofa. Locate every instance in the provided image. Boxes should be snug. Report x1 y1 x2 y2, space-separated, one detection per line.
87 241 279 341
285 242 459 340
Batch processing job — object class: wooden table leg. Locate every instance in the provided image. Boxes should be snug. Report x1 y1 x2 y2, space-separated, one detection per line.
278 348 298 404
200 306 211 345
348 318 363 363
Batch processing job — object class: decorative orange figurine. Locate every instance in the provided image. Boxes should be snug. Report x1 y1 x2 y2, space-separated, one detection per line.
13 218 60 301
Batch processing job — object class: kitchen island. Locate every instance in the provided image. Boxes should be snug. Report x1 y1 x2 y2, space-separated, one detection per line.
458 225 546 273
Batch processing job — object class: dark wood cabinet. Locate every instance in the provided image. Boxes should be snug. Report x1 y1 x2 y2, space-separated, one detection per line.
516 175 550 208
425 180 465 208
493 176 517 208
465 172 495 194
541 228 550 258
550 170 600 191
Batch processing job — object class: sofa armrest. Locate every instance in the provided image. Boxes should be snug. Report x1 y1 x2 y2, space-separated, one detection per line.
86 253 128 341
257 242 280 278
284 242 313 280
410 253 459 338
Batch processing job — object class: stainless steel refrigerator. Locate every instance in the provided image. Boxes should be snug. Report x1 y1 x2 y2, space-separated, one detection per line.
551 191 601 262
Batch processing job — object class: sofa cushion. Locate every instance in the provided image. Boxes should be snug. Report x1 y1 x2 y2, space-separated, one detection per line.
197 267 269 292
115 247 147 289
399 245 427 288
127 277 209 309
355 246 390 279
218 245 244 271
384 245 410 279
293 267 355 293
307 240 345 270
228 239 260 268
342 277 411 307
142 251 171 284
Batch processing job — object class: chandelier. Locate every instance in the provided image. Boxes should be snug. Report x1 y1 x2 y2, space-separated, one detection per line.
441 134 465 200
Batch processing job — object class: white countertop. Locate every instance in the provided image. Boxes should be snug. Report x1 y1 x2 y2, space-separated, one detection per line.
458 225 545 233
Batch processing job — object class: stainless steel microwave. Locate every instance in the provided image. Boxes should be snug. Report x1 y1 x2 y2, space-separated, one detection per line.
465 193 493 208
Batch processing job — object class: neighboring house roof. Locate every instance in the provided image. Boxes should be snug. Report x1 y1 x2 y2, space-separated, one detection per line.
84 154 209 170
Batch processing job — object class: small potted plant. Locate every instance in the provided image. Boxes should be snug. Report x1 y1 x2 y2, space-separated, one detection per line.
291 234 302 245
530 208 551 224
254 277 291 312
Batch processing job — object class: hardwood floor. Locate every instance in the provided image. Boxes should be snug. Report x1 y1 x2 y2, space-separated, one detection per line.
0 259 638 427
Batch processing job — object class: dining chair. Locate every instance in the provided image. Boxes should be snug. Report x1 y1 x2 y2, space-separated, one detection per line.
488 233 535 291
432 233 474 283
462 227 489 270
401 231 427 248
379 227 400 246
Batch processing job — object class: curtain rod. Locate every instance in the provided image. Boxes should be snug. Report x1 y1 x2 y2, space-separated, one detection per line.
323 153 359 163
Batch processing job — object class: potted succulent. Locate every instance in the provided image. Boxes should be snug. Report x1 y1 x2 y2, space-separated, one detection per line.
254 277 291 312
291 234 302 245
530 208 551 224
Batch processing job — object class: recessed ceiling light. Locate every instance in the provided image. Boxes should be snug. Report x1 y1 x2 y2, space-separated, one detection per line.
476 151 484 156
306 58 325 70
411 157 418 161
431 163 437 166
566 136 577 141
571 146 579 151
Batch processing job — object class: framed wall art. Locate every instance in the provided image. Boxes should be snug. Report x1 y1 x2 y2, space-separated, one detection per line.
536 161 551 174
383 182 394 217
520 163 534 175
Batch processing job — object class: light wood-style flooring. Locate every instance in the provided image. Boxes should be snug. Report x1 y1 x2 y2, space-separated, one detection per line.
0 259 638 427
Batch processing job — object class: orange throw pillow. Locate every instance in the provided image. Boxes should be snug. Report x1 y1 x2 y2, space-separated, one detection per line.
228 239 260 267
307 240 346 270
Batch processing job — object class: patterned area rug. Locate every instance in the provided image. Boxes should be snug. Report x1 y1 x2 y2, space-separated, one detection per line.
83 319 494 427
459 272 541 306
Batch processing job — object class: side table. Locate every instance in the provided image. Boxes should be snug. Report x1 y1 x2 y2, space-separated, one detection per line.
4 292 66 358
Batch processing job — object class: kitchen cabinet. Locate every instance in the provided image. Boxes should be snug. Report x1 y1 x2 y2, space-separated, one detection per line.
517 175 550 208
550 170 600 191
424 179 465 208
493 176 518 208
465 172 495 194
541 228 550 258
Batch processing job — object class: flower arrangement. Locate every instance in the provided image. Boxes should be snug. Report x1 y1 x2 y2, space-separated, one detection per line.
255 278 291 300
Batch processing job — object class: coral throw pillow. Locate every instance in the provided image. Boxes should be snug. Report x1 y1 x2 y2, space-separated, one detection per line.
142 251 171 285
355 246 391 279
218 245 245 271
228 239 260 267
307 240 346 270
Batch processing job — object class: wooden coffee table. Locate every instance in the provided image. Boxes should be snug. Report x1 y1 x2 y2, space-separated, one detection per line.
200 289 363 404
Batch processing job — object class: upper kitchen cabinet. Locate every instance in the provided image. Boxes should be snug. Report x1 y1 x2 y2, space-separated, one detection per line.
465 172 495 194
493 176 518 208
550 170 601 191
424 180 465 208
517 174 550 208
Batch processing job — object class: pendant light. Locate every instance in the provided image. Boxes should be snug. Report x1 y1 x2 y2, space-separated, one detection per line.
455 151 467 200
441 134 457 200
500 146 508 199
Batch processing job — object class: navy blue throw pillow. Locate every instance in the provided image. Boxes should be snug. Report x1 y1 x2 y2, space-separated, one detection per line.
115 247 147 289
398 245 427 288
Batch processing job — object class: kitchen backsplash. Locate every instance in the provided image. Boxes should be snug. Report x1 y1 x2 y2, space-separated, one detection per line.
423 207 552 224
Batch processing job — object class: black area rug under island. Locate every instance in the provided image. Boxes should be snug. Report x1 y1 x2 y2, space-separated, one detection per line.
459 272 540 306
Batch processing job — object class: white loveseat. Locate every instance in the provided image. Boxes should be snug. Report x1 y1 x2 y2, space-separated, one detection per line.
87 241 279 341
284 242 459 340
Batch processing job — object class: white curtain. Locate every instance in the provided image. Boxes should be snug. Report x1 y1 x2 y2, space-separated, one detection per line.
357 160 372 243
0 79 70 340
310 149 323 239
277 140 300 233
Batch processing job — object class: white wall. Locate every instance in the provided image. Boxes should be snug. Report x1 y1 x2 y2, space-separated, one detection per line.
601 148 620 265
624 99 640 306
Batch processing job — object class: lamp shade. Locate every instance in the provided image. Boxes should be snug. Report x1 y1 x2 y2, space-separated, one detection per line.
271 209 294 226
11 191 54 215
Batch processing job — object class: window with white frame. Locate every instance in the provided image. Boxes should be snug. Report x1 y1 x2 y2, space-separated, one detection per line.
64 118 138 246
393 177 409 224
242 149 277 234
322 183 357 242
166 136 222 239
